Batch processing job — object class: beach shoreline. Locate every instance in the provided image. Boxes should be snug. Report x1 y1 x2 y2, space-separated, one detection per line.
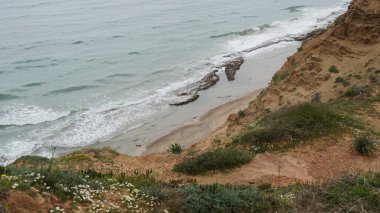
144 88 262 155
92 43 301 156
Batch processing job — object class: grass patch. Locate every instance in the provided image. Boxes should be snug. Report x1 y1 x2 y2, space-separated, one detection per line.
344 86 368 97
59 151 92 164
13 155 50 166
3 160 380 212
173 149 253 175
298 173 380 212
328 65 339 73
167 143 183 155
274 69 290 81
238 110 246 117
353 135 377 156
183 184 263 213
234 103 349 152
335 77 350 86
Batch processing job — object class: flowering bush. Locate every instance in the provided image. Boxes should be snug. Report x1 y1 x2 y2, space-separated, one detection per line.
0 167 166 213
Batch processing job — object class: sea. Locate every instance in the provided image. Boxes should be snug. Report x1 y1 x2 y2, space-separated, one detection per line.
0 0 350 164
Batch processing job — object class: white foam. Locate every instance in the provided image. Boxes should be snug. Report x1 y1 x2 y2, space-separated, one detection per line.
226 1 350 53
0 140 42 165
0 103 70 126
35 94 163 148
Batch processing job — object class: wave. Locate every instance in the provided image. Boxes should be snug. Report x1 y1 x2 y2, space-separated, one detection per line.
0 104 71 126
14 63 58 70
72 41 84 45
107 73 136 78
111 35 124 39
12 58 50 64
151 69 174 76
22 82 46 88
11 58 62 70
128 51 141 55
7 88 26 93
226 2 349 54
0 94 19 101
283 5 307 13
0 139 45 166
45 85 98 95
241 15 258 19
210 29 255 39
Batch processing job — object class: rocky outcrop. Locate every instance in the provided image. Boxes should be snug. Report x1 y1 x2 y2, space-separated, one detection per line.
224 57 244 81
199 70 220 91
170 58 244 106
169 93 200 106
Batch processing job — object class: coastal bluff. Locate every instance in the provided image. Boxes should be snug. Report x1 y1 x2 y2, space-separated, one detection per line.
1 0 380 212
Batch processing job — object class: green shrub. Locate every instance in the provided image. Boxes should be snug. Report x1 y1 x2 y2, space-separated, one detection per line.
213 138 221 144
353 135 376 156
183 184 259 213
0 178 12 194
239 127 284 144
329 65 339 73
236 103 345 150
370 76 377 84
321 173 380 212
168 143 183 155
238 110 245 117
59 151 92 163
0 166 4 176
344 86 367 97
124 169 159 188
274 70 290 81
173 149 253 175
6 167 103 201
335 77 350 86
13 155 50 165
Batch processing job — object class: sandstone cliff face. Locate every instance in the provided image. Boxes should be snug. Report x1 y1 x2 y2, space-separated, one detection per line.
333 0 380 44
230 0 380 131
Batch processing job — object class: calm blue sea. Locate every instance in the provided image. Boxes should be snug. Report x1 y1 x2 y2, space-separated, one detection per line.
0 0 350 164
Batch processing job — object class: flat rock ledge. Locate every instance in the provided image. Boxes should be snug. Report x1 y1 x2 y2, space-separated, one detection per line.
169 57 246 106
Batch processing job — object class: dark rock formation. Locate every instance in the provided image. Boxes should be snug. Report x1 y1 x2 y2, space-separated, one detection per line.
224 57 244 81
169 93 200 106
198 70 220 90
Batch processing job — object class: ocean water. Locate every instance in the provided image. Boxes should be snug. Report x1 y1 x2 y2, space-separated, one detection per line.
0 0 350 164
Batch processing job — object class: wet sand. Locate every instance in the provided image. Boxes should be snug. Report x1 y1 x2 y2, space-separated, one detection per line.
145 89 262 154
94 42 300 156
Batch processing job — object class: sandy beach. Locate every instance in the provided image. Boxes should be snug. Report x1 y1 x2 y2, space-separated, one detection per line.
94 43 300 156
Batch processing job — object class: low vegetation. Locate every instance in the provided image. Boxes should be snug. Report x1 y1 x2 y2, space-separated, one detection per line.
273 69 290 81
344 86 367 97
167 143 183 155
233 102 352 153
13 155 50 165
353 135 377 156
2 161 380 212
329 65 340 73
296 173 380 212
173 148 253 175
237 110 245 117
182 184 264 213
335 76 350 86
0 165 166 212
